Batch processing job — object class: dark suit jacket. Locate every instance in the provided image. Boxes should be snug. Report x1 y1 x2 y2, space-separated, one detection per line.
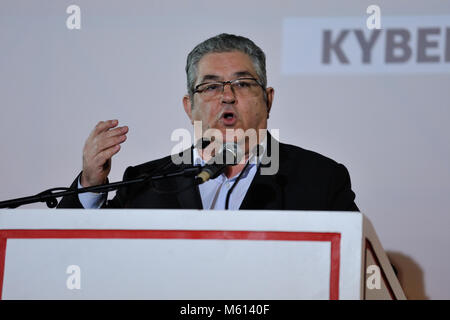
57 136 358 211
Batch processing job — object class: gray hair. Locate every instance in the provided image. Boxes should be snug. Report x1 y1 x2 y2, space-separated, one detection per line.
185 33 267 101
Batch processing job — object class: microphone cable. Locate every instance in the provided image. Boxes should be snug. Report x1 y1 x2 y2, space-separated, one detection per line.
224 152 257 210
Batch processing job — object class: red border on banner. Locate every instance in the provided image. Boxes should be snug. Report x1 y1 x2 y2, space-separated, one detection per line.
0 229 341 300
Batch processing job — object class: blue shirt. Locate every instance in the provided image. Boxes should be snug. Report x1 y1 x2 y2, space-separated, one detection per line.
192 147 258 210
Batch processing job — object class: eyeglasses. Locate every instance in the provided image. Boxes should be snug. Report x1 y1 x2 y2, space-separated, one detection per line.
193 77 264 99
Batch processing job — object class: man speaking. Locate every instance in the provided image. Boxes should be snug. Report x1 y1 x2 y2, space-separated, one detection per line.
58 33 358 211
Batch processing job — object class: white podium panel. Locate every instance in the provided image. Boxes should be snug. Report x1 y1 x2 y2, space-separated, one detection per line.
0 210 405 300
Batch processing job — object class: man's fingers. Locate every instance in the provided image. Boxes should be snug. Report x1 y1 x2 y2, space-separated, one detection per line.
104 125 129 138
84 122 127 160
93 119 119 135
93 144 121 167
96 134 127 153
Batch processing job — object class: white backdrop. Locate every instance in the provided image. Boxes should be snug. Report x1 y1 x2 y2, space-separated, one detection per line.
1 0 449 299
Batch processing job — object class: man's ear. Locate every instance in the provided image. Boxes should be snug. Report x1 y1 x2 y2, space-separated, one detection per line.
183 94 193 124
265 87 274 119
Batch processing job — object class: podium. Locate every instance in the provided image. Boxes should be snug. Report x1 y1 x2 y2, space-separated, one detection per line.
0 210 405 300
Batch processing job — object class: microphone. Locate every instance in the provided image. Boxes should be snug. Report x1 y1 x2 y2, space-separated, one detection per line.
196 142 243 184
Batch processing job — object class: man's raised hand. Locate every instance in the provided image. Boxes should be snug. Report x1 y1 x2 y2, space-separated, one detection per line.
80 120 128 188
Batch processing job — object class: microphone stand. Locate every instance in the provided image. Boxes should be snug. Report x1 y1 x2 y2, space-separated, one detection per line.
0 166 202 209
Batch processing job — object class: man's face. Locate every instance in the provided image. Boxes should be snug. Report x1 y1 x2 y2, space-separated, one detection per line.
183 51 274 147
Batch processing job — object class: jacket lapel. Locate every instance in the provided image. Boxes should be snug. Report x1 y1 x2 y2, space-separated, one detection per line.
174 147 203 209
174 175 203 209
239 170 283 209
240 133 286 210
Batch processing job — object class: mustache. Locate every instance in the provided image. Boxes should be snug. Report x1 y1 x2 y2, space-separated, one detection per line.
214 106 239 122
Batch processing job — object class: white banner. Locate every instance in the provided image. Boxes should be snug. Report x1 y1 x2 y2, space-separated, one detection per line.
282 16 450 74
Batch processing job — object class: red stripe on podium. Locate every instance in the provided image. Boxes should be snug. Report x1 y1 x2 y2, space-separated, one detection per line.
0 229 341 300
0 236 7 300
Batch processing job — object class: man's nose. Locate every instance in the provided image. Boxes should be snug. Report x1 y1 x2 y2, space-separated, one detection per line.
221 83 236 104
